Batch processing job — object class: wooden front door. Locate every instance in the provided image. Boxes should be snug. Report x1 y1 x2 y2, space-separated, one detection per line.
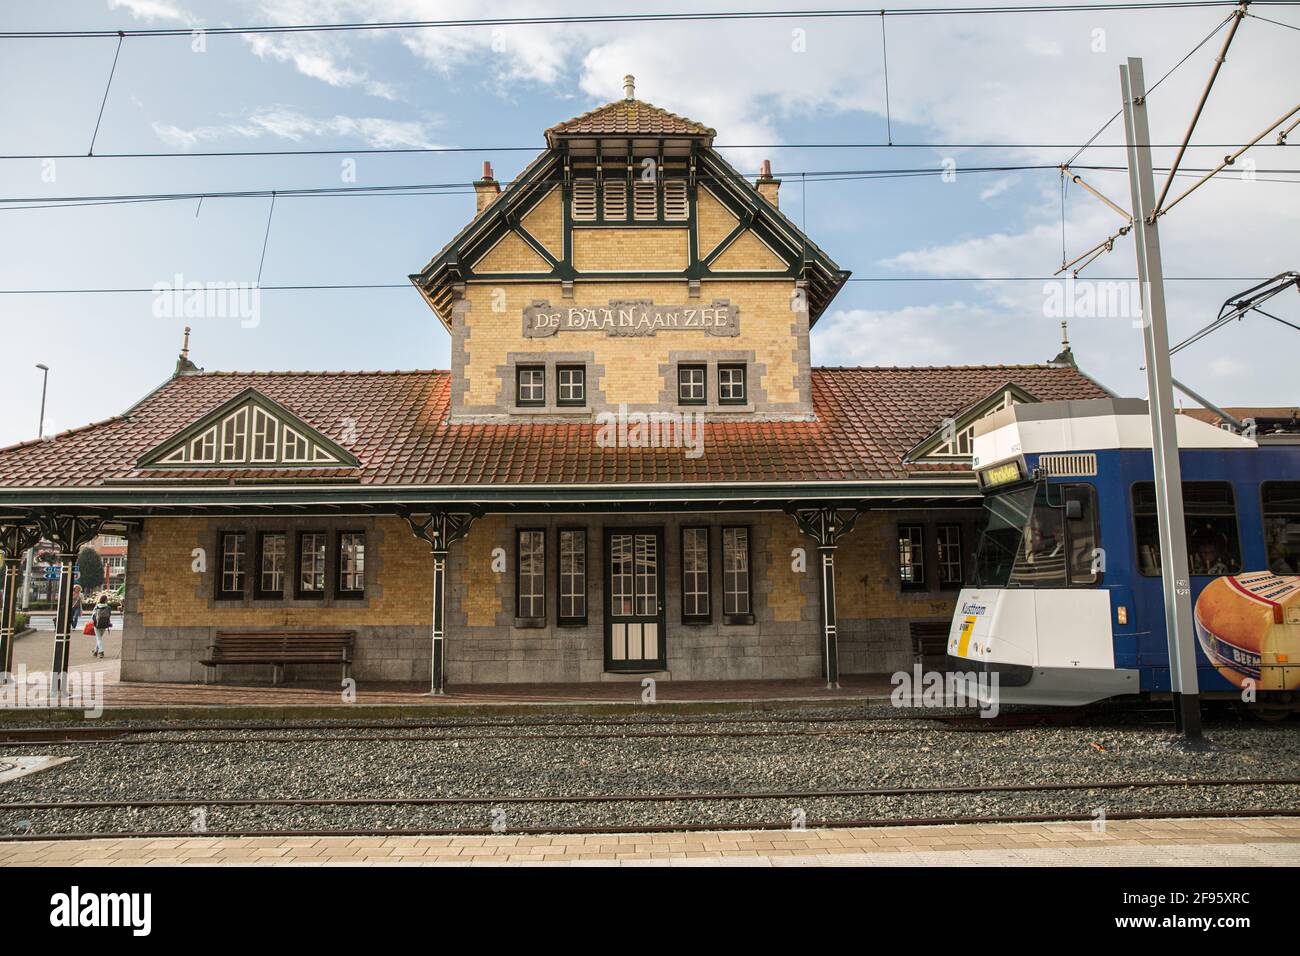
604 528 666 671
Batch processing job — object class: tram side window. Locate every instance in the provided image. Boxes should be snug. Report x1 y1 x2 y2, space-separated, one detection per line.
1262 481 1300 575
1133 481 1242 577
1066 485 1100 585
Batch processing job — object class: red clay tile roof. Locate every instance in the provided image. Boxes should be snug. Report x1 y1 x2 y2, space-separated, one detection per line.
0 366 1109 490
547 99 715 139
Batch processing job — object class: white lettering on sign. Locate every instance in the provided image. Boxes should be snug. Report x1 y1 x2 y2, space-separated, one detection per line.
523 299 740 338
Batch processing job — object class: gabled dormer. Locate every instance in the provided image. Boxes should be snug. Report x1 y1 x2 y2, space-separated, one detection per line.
905 383 1040 464
138 387 359 469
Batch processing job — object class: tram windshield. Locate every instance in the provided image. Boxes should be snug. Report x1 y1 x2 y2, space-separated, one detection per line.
973 481 1099 588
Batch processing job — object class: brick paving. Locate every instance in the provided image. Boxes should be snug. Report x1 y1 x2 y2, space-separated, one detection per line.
2 817 1297 867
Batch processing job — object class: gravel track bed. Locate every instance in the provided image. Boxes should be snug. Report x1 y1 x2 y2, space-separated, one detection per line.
1 708 1295 836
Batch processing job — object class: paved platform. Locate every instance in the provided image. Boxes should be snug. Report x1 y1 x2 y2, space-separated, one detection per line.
3 817 1297 866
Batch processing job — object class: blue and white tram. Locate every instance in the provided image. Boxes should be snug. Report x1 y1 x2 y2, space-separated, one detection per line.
947 398 1300 712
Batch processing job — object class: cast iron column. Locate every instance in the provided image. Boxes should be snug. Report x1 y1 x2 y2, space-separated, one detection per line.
787 506 862 689
400 508 479 695
35 513 104 695
0 523 42 683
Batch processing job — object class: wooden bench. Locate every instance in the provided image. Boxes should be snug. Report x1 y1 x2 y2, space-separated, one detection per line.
200 630 355 685
909 620 952 667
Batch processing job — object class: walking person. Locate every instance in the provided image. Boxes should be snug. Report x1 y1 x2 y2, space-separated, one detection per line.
91 594 112 659
69 584 83 631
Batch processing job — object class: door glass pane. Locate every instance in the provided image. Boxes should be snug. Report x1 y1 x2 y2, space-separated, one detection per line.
635 534 657 616
610 534 633 617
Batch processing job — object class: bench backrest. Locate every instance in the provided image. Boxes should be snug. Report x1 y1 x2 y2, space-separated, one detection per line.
213 630 355 660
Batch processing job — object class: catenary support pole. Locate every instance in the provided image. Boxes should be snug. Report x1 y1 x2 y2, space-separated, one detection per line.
1120 57 1202 739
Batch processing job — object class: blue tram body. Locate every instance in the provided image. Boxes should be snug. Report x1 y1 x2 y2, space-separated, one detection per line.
947 398 1300 708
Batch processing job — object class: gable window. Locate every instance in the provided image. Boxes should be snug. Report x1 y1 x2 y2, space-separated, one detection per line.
217 532 247 599
516 529 546 624
191 427 217 463
899 524 926 590
282 426 310 462
337 531 365 598
297 531 327 599
678 364 706 405
557 365 586 407
557 528 586 626
937 524 964 588
220 410 247 462
718 364 747 405
516 366 545 407
250 407 278 462
257 532 286 599
721 526 753 624
681 526 711 623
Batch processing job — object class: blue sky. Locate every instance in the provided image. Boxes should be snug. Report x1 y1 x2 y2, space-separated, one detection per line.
2 0 1297 447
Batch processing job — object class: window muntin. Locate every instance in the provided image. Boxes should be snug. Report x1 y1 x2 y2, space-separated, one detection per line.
1263 481 1300 575
718 364 747 405
557 529 586 625
220 409 247 462
517 529 546 621
191 427 217 463
634 534 658 616
556 365 586 407
678 365 706 405
721 526 752 621
297 531 328 597
217 532 246 599
337 532 365 597
898 524 926 590
681 526 711 622
1134 481 1241 577
282 426 310 462
516 366 545 407
250 406 278 462
609 533 634 617
937 524 964 588
257 532 286 598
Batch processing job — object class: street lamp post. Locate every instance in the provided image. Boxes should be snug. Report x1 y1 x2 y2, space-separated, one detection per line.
21 364 50 611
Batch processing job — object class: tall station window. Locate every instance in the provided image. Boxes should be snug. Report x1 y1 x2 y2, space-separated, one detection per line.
1134 481 1241 576
1263 481 1300 575
217 532 246 599
681 526 711 623
557 528 587 626
557 365 586 407
678 365 706 405
718 364 747 405
898 525 926 590
337 531 366 598
256 531 286 598
516 366 546 407
937 524 964 588
517 529 546 623
297 531 328 598
721 526 753 624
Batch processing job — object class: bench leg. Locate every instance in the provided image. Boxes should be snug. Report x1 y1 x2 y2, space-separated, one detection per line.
342 662 352 685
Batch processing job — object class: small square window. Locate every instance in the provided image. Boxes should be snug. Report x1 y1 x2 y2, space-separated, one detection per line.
556 365 586 407
678 364 706 405
718 364 747 405
516 366 545 407
297 531 328 599
216 532 247 600
256 531 286 599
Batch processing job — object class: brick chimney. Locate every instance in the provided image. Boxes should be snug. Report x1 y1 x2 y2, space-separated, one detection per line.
756 159 780 208
473 161 500 214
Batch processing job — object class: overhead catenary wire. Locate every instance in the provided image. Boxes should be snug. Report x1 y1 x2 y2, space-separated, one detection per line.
87 32 124 156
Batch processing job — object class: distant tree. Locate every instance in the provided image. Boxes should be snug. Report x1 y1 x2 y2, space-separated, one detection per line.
76 547 104 594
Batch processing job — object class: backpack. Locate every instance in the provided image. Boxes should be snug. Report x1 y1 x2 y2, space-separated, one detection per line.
93 604 112 629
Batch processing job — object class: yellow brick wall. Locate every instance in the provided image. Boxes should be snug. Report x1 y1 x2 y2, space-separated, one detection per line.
458 514 506 627
711 230 786 271
836 514 959 621
473 231 551 273
136 517 432 627
520 187 563 259
461 279 803 408
696 187 738 258
571 228 688 272
766 520 807 623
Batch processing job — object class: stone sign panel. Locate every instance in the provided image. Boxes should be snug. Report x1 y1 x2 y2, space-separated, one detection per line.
523 299 739 338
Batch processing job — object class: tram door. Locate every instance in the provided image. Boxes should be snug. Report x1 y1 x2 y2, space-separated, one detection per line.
604 528 666 671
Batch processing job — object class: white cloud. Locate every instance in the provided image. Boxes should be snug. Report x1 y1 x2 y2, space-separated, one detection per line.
106 0 191 22
152 107 442 149
978 174 1019 202
245 33 399 101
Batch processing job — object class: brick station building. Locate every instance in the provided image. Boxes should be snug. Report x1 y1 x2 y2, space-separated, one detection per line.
0 80 1111 690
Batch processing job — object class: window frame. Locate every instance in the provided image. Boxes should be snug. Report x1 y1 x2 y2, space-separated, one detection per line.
515 527 547 626
898 523 927 592
717 363 747 405
556 527 588 627
720 524 754 625
677 364 707 406
335 530 366 600
555 365 587 408
936 523 964 590
680 525 712 624
254 530 287 600
1261 480 1300 576
1132 480 1241 578
215 531 247 601
295 529 328 600
515 365 546 408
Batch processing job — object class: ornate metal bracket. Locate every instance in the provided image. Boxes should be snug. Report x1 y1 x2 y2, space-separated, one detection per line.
0 522 42 562
786 505 863 547
398 506 482 554
33 511 106 557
